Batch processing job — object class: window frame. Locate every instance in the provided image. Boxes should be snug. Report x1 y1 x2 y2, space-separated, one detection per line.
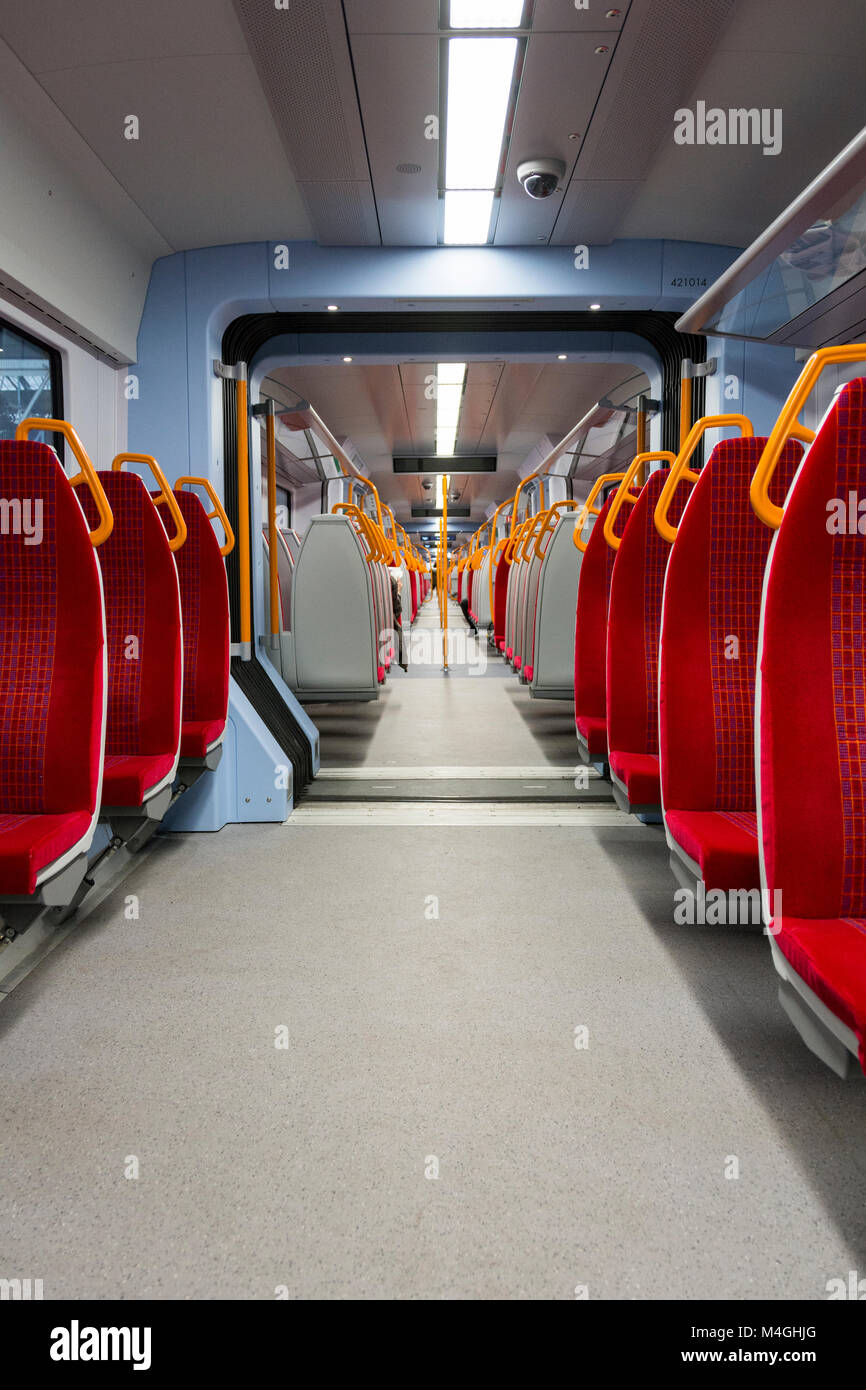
0 312 65 458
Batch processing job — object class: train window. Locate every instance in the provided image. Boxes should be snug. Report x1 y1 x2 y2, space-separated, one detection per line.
0 316 62 446
275 485 290 530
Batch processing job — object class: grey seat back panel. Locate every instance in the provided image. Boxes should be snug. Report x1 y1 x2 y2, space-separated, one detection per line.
292 515 378 693
531 513 584 696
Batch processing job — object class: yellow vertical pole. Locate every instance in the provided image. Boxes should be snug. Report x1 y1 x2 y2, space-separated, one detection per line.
680 366 692 450
236 376 252 658
266 406 280 647
636 397 648 486
442 474 448 670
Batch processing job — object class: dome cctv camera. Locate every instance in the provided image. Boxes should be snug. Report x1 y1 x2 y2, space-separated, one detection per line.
517 158 565 200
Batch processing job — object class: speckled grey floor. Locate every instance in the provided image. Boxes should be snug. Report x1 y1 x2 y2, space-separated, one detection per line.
2 820 866 1300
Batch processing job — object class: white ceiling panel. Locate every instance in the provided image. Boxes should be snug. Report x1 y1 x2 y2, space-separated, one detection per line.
0 0 248 68
351 35 441 245
553 178 642 247
530 0 632 32
344 0 440 34
495 34 613 245
37 55 313 248
619 32 866 247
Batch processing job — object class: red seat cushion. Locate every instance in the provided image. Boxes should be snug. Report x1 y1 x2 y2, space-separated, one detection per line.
575 713 607 757
609 750 660 807
0 441 105 894
774 917 866 1068
574 491 631 754
665 809 759 891
0 811 94 896
101 753 176 807
523 665 533 682
180 718 227 759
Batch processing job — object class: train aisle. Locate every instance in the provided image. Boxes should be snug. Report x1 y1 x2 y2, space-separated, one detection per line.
2 593 865 1300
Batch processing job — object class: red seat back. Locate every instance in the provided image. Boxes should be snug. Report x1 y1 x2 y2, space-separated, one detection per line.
661 436 801 816
174 490 230 744
0 441 105 816
80 471 182 760
607 471 693 762
759 379 866 919
573 491 630 738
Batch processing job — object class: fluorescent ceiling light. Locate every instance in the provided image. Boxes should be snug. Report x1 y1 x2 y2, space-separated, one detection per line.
436 428 458 456
444 190 495 245
437 363 467 386
435 364 466 457
446 39 517 190
450 0 524 27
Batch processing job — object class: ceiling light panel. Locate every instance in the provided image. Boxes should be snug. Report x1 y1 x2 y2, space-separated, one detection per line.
443 189 495 244
435 361 466 455
445 38 517 190
450 0 525 28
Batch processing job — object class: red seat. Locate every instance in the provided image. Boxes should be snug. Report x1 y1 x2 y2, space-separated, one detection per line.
759 377 866 1072
0 811 95 898
80 471 182 811
771 917 866 1061
659 436 801 888
575 713 607 758
102 754 177 808
492 550 509 649
606 471 694 811
173 490 230 759
0 442 105 895
664 809 758 891
573 491 631 762
609 751 663 808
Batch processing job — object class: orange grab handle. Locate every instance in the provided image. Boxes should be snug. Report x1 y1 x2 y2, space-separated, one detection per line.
532 501 580 559
519 513 545 561
175 476 236 556
113 452 187 552
573 472 627 553
16 417 114 547
654 415 753 544
749 345 866 529
332 503 387 562
603 452 675 552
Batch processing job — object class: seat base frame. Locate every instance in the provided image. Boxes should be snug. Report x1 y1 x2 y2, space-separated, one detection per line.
769 936 862 1079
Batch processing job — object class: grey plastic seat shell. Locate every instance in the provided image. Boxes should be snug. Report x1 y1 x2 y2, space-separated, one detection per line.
269 514 382 701
529 513 584 699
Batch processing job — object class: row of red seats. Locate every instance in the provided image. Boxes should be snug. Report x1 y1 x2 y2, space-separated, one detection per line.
573 355 866 1076
0 421 233 900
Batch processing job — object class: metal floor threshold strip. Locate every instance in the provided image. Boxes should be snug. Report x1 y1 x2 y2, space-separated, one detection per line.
317 765 599 779
288 803 631 827
301 778 611 803
300 764 610 805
